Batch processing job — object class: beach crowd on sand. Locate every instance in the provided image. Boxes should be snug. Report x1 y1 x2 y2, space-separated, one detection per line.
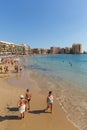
0 55 79 130
0 56 22 75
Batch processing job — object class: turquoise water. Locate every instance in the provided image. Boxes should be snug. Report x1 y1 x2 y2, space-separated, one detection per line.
27 54 87 89
21 54 87 130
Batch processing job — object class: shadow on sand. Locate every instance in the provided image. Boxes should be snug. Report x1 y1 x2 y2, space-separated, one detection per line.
0 107 19 122
7 107 19 112
29 109 51 114
0 115 19 122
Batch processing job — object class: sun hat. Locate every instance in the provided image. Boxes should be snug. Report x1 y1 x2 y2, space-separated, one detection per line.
20 95 24 99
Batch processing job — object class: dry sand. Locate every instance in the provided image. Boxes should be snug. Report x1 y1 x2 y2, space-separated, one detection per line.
0 64 79 130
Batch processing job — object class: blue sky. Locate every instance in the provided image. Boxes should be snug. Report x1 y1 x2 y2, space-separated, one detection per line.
0 0 87 51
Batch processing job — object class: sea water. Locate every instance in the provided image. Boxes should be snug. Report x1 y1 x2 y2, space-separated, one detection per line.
21 54 87 130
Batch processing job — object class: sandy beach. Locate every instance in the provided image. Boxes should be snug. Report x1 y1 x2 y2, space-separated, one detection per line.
0 61 79 130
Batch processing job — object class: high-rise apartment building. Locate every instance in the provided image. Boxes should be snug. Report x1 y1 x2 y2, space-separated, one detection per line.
72 43 82 54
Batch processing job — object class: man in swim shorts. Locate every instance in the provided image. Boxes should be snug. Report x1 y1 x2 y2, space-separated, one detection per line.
25 89 32 111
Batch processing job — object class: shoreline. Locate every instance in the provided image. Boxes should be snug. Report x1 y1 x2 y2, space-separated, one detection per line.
0 60 79 130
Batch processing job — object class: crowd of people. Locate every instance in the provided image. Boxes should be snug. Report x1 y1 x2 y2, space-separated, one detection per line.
0 57 22 74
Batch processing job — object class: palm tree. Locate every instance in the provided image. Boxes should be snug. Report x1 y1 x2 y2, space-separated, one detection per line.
0 45 2 52
2 44 6 50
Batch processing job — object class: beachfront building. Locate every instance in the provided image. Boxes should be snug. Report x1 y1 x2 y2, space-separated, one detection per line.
32 48 41 54
64 47 71 54
60 48 65 54
20 44 31 55
41 48 47 54
0 41 15 55
50 47 60 54
31 48 47 55
72 43 82 54
13 44 31 55
47 49 51 54
0 41 31 55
